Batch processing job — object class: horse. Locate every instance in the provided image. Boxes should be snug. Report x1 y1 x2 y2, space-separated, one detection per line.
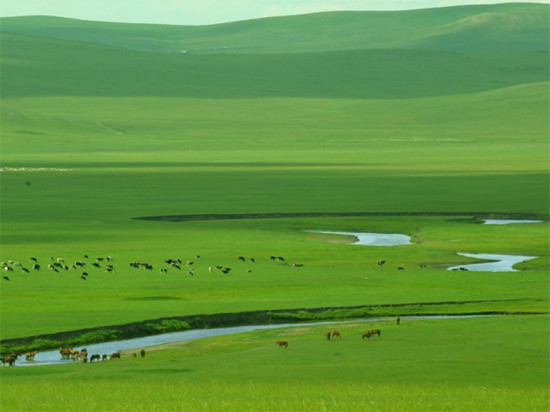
140 349 146 358
59 348 71 359
132 352 137 358
332 331 342 339
102 354 108 361
90 354 101 362
25 350 38 360
110 352 121 360
276 340 288 348
370 329 381 337
362 331 372 340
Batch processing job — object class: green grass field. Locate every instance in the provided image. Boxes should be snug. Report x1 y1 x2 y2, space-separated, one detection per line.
0 3 549 411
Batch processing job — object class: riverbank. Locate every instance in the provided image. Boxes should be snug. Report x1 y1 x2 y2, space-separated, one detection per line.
1 299 545 356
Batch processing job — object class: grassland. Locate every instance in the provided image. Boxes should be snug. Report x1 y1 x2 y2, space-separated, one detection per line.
0 3 549 411
1 316 548 411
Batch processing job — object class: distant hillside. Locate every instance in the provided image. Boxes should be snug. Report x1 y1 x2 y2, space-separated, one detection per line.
1 3 548 54
1 32 547 99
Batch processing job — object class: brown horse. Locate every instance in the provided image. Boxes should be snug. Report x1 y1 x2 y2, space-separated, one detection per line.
362 331 372 340
110 352 121 360
332 331 342 339
25 350 38 360
59 347 71 359
276 340 288 348
370 329 381 337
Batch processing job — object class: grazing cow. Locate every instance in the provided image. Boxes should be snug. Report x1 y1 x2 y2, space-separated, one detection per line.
292 263 303 268
250 258 255 263
238 256 245 262
13 262 21 267
3 267 13 272
398 267 404 270
195 255 201 259
81 356 88 363
276 340 288 348
102 354 108 361
80 275 87 280
160 268 167 274
90 354 101 362
92 262 100 268
277 256 285 261
83 254 89 259
221 268 231 274
30 257 38 262
106 256 112 262
270 256 277 261
33 264 40 271
56 258 64 263
246 269 252 273
186 261 193 266
332 331 342 339
188 269 194 276
140 349 146 358
21 267 29 273
96 257 104 262
110 352 121 360
2 276 9 281
459 267 469 271
25 350 38 360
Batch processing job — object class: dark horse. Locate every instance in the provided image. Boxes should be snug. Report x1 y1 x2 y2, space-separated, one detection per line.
276 340 288 348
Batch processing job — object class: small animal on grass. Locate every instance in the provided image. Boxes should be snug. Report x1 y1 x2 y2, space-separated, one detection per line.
332 331 342 339
326 332 331 341
90 354 101 362
25 350 38 360
363 329 381 340
132 352 137 358
396 316 401 325
140 349 146 358
102 354 108 361
81 356 88 363
377 260 386 266
2 276 9 281
398 267 404 270
110 352 121 360
238 256 245 262
276 340 288 348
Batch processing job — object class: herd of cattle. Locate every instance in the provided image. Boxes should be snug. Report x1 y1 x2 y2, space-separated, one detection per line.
1 254 308 281
0 348 146 366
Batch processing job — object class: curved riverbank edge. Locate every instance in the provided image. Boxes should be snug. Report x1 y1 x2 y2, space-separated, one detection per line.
1 299 546 355
132 211 547 222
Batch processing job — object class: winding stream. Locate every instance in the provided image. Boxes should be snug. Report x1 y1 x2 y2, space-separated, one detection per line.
447 252 537 272
13 315 489 367
311 230 411 246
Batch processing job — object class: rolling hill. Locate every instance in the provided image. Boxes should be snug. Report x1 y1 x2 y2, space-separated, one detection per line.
1 3 548 54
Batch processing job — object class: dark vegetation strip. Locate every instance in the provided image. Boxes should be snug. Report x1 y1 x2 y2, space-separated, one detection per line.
132 212 547 222
1 299 545 355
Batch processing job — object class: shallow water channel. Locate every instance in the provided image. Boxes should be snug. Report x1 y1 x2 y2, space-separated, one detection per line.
312 230 411 246
483 219 542 225
14 316 486 367
447 252 537 272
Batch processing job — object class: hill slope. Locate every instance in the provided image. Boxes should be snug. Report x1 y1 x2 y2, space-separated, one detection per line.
1 32 547 99
1 3 548 54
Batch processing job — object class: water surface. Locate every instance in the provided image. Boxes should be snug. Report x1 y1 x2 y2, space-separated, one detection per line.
312 230 411 246
447 252 536 272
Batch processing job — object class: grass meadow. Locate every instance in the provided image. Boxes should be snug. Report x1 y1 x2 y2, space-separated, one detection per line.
0 4 549 411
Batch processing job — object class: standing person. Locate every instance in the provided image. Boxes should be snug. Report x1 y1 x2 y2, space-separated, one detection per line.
326 331 331 340
396 316 401 325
